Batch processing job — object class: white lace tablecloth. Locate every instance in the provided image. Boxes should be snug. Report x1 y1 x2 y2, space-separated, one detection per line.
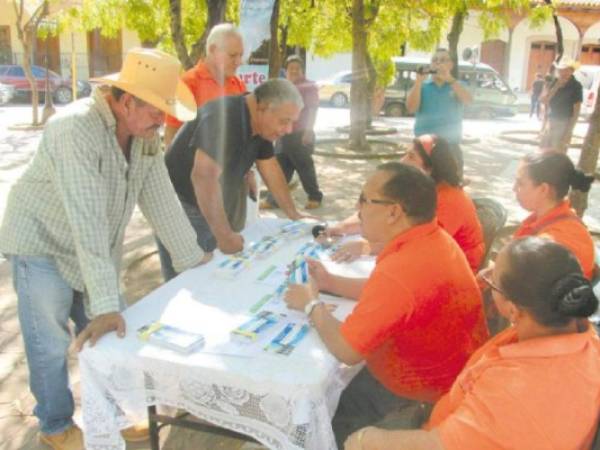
79 219 374 450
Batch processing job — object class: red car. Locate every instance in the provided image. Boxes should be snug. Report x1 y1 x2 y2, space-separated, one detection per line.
0 64 91 104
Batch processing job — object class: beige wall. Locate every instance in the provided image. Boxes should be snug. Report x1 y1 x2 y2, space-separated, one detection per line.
0 0 142 80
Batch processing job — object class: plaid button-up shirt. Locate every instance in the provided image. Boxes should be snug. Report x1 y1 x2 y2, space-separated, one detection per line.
0 89 204 317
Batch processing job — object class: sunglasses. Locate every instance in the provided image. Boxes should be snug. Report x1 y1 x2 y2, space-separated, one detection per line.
481 272 505 296
358 192 396 206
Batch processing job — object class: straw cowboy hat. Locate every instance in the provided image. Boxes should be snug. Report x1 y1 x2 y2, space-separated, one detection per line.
91 48 196 121
554 58 581 71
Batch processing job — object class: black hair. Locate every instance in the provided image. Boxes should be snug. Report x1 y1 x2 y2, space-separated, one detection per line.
523 152 594 199
111 86 126 100
500 237 598 328
284 55 304 69
413 135 460 187
376 162 437 224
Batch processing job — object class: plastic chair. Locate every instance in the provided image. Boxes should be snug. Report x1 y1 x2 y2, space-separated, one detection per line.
472 197 508 268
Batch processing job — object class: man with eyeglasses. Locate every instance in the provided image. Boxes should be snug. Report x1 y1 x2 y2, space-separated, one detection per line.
284 162 488 448
407 48 472 179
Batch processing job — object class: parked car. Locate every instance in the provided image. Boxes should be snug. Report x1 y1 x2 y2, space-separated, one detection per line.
383 56 518 118
0 82 15 105
576 65 600 120
316 70 352 107
0 64 91 104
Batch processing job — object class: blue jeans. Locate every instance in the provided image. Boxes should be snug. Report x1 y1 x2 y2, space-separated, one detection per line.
10 255 89 435
156 200 217 282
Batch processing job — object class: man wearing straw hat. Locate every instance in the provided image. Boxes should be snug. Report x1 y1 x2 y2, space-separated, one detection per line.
0 48 210 450
540 58 583 153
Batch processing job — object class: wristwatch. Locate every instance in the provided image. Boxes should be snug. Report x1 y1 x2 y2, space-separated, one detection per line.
304 299 324 317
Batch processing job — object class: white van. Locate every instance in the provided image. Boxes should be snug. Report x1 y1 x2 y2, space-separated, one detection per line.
576 65 600 119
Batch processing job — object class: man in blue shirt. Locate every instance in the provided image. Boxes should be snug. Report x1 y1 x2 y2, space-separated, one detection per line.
407 48 472 178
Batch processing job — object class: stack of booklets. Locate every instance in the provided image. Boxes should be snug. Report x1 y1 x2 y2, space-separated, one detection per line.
137 321 205 354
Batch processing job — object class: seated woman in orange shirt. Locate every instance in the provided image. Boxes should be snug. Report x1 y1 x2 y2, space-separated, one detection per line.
328 135 484 272
344 236 600 450
512 152 595 279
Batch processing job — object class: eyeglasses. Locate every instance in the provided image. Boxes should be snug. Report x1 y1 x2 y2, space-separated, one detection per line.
431 57 450 63
358 192 396 206
481 273 505 296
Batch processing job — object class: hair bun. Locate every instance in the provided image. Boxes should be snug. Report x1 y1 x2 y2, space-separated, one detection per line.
552 273 598 317
569 170 595 193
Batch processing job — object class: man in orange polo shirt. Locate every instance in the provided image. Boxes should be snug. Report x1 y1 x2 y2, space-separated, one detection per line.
285 162 489 448
163 23 246 148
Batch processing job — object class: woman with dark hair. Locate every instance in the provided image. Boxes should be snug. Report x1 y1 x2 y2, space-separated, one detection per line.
513 152 595 278
344 237 600 450
328 135 484 272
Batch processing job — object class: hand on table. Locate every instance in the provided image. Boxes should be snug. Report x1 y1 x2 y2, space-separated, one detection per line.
306 258 333 292
284 278 319 311
331 240 368 263
218 232 244 254
74 312 125 352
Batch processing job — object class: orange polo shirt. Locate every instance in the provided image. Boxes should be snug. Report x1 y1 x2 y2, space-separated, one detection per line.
427 326 600 450
340 220 489 403
514 201 595 279
437 183 485 272
165 61 246 129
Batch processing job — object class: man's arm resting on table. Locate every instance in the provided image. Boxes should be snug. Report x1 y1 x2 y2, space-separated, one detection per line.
310 303 363 365
256 157 303 220
74 312 125 352
345 427 444 450
324 275 366 301
191 149 243 253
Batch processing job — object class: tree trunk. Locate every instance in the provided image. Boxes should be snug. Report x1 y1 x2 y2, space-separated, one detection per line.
279 23 288 67
268 0 281 78
545 0 564 64
190 0 227 63
447 10 465 80
22 30 39 125
168 0 193 69
349 0 369 151
569 81 600 217
552 13 564 63
365 51 376 127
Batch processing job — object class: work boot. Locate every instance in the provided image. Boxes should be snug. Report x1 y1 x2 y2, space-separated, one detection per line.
260 199 278 210
39 425 84 450
121 422 150 442
305 199 322 210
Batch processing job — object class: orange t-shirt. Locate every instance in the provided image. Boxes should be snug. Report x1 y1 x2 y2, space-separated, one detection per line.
340 220 489 403
165 61 246 129
426 326 600 450
514 201 595 279
437 183 485 272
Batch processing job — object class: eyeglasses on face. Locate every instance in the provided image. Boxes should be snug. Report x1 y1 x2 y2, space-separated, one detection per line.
431 57 450 64
482 272 505 296
358 192 396 206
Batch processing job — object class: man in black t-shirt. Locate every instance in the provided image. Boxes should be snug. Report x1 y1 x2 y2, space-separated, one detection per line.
530 73 544 119
158 79 310 280
540 59 582 153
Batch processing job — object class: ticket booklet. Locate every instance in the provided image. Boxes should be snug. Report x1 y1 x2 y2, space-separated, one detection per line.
137 321 205 354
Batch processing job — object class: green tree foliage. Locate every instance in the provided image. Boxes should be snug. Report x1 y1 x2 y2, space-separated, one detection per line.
57 0 239 67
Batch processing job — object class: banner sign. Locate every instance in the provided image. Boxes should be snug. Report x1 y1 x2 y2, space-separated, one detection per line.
237 64 269 91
